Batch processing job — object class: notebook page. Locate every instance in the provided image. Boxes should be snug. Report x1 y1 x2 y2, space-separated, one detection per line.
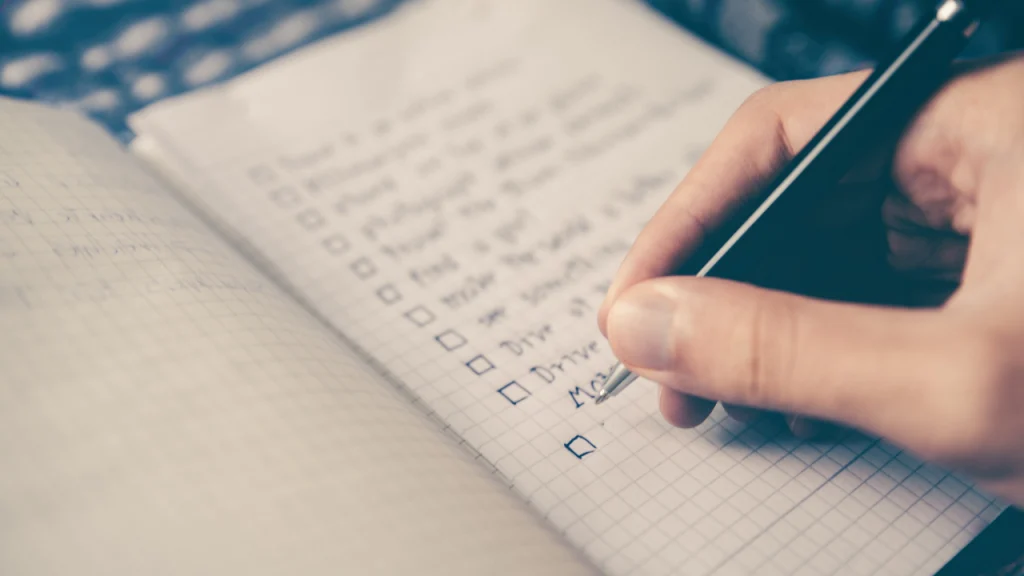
128 1 1005 574
0 98 597 576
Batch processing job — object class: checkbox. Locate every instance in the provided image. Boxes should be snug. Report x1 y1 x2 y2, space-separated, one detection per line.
498 381 531 405
404 306 435 327
564 435 597 460
248 164 277 185
376 284 402 305
269 187 302 208
435 329 467 351
322 234 350 255
466 355 495 376
350 257 377 280
296 208 326 230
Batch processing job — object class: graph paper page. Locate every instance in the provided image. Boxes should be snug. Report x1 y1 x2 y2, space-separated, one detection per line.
0 98 596 576
129 0 1005 574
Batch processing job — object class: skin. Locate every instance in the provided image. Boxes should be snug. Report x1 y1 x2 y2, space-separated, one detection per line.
597 53 1024 508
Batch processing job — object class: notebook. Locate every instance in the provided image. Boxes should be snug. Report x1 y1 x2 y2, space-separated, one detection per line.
0 0 1013 574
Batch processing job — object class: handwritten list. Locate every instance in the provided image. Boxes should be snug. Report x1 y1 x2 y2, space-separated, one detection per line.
129 0 1004 574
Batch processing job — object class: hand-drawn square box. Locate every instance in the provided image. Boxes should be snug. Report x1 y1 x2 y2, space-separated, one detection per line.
376 284 402 305
565 435 597 460
404 306 436 327
296 208 326 231
350 257 377 280
498 381 530 405
269 187 302 208
435 329 467 351
321 234 350 255
466 355 495 376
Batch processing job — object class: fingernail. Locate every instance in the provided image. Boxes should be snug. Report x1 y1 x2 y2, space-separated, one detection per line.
606 286 679 371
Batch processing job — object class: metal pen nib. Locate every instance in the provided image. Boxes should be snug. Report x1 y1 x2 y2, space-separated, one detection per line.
594 363 638 405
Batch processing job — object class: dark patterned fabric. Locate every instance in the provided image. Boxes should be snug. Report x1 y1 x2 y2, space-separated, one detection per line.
0 0 1020 137
0 0 406 138
649 0 1024 81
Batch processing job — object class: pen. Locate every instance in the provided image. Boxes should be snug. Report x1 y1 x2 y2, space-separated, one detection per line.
595 0 1000 405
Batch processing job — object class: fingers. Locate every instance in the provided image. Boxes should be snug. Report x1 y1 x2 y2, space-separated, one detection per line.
883 193 968 273
885 229 968 281
658 386 715 428
597 70 871 336
955 141 1024 309
605 275 956 445
721 403 761 423
663 393 817 437
889 54 1024 239
599 71 873 437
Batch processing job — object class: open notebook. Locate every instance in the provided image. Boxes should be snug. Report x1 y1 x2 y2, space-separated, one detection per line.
1 0 1013 574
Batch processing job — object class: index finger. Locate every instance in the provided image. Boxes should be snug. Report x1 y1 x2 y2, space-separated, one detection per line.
597 70 870 336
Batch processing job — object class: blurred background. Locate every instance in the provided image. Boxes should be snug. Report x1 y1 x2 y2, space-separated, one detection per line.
0 0 1021 138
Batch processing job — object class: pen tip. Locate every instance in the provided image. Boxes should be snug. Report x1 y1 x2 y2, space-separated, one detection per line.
594 391 609 405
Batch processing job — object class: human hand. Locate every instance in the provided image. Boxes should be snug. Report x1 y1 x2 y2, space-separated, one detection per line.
597 53 1024 507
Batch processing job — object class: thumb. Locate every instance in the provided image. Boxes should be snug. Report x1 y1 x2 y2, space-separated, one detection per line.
605 277 959 441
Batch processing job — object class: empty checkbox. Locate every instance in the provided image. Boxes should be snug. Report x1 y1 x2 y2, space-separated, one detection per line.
376 284 402 305
564 435 597 460
404 306 436 327
466 355 495 376
322 234 350 255
350 257 377 280
498 381 531 405
296 209 326 230
269 187 302 208
435 329 467 351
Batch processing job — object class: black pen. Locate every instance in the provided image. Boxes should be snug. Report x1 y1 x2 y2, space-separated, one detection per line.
595 0 1001 405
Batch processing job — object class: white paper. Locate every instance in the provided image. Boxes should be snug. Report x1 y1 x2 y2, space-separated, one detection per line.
0 98 596 576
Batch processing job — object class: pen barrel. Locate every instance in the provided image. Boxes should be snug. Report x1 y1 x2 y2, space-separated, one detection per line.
678 0 992 282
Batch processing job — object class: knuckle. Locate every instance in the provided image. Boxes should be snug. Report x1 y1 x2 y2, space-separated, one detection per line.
739 83 788 114
659 400 684 428
733 83 799 162
736 294 798 408
733 84 790 135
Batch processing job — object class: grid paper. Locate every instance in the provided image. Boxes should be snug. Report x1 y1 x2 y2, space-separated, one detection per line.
0 98 597 576
128 0 1005 574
